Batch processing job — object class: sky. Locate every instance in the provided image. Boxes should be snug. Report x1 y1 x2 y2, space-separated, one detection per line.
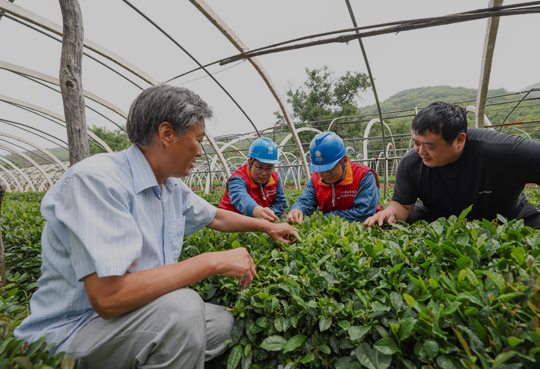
1 0 539 150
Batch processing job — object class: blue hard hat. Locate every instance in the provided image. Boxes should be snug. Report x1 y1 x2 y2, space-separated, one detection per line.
309 132 347 172
248 137 280 164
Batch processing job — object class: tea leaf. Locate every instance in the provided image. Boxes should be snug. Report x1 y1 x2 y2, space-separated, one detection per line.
260 335 286 352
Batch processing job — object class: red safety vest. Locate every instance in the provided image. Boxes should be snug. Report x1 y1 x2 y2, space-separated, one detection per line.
312 159 381 212
218 163 279 213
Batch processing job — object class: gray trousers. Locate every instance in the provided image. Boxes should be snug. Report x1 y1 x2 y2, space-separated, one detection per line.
66 288 234 369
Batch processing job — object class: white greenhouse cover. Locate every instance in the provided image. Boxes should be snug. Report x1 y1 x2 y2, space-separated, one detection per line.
0 0 539 191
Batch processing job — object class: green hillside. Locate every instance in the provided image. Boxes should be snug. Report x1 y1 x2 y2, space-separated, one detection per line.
361 86 508 115
356 84 540 140
522 82 540 98
361 84 540 120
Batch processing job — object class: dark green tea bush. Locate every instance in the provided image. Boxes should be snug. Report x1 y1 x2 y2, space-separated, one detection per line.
185 210 540 369
1 190 539 368
1 192 44 305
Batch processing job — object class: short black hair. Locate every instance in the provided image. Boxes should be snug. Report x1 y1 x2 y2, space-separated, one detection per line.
412 102 467 143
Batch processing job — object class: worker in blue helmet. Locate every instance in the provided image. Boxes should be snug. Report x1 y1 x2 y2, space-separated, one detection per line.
219 137 288 222
287 132 381 224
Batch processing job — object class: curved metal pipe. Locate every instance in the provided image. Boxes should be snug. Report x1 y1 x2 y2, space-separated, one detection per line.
189 0 310 178
0 61 127 123
344 0 388 198
0 0 157 85
0 93 112 152
0 154 35 191
0 118 69 151
122 0 260 136
362 119 397 167
3 13 146 90
0 131 67 171
0 139 54 187
0 161 24 192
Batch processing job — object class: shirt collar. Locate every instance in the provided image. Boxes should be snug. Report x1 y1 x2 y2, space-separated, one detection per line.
163 177 179 192
317 159 353 187
126 145 160 194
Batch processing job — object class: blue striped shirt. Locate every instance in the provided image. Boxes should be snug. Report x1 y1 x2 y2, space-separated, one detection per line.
14 145 216 353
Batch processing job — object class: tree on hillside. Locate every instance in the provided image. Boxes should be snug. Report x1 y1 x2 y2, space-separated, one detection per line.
277 66 371 125
89 126 130 154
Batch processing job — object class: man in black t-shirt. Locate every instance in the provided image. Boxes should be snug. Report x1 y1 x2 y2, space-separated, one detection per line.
365 101 540 228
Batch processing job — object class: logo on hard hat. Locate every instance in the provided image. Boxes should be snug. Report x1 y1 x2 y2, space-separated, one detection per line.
314 150 322 162
268 147 274 154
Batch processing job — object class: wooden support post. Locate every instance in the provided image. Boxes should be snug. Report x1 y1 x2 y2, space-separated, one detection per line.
476 0 503 128
59 0 89 165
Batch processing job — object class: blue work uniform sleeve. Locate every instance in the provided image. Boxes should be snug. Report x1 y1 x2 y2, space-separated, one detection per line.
290 178 318 216
325 171 380 222
227 176 260 216
269 178 288 217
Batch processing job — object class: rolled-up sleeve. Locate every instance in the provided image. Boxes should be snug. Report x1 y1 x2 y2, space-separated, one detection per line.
42 172 143 280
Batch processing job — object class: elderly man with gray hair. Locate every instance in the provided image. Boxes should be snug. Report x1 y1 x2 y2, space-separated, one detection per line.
15 85 298 368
